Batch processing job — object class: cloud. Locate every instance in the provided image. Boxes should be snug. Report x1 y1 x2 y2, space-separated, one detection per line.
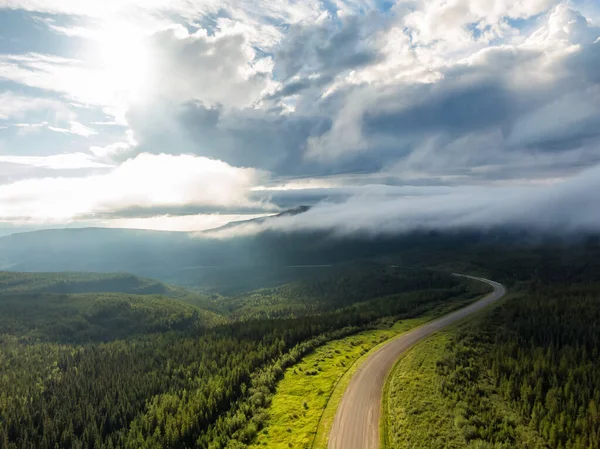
0 22 277 126
48 120 97 137
0 0 320 23
0 153 273 222
212 162 600 237
126 101 331 175
8 120 98 138
0 152 112 169
398 0 555 50
143 26 276 108
304 5 600 178
118 3 600 187
274 15 382 82
0 0 324 50
0 52 124 107
103 212 272 232
89 142 132 159
0 92 69 120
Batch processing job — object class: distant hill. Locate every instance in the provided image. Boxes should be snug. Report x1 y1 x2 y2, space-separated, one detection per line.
0 271 172 295
0 207 313 282
2 214 600 294
0 271 226 342
0 224 444 292
0 227 193 272
0 270 226 312
203 205 311 233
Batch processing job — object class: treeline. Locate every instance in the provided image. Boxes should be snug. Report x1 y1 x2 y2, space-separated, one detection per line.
0 270 481 449
436 283 600 449
447 238 600 287
222 266 463 319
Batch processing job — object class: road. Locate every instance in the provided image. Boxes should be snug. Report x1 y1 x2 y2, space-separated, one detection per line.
327 275 506 449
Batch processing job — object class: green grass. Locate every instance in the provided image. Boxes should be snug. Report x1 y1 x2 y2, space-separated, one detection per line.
381 295 545 449
382 331 465 449
249 314 458 449
311 317 433 449
247 325 397 449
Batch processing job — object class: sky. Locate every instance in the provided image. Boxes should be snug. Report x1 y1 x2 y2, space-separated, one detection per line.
0 0 599 235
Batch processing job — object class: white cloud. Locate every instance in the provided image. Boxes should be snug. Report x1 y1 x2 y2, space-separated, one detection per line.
0 0 321 22
104 212 272 232
0 153 271 222
306 3 600 169
0 153 112 169
47 121 97 137
9 120 97 137
0 53 120 107
144 26 277 108
0 24 277 127
0 0 323 49
89 142 131 159
12 122 48 136
399 0 554 49
0 92 71 121
336 0 562 91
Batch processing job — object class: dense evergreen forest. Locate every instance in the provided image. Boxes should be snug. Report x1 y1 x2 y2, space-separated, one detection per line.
450 243 600 448
434 284 600 449
0 266 482 449
386 241 600 449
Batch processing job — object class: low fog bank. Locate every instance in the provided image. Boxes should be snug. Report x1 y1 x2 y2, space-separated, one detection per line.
207 164 600 238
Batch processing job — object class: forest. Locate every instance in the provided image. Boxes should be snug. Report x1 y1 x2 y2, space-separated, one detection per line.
0 265 482 449
433 284 600 449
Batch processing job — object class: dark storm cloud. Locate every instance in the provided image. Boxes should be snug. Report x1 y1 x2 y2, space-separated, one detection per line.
267 75 333 100
363 81 514 136
176 103 328 174
128 99 385 177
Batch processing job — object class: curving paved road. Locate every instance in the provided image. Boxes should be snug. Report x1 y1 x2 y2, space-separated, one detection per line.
327 274 506 449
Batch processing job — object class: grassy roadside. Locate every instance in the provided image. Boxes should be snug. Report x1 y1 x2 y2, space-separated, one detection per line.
248 318 430 449
248 288 490 449
381 330 464 449
310 316 432 449
380 301 498 449
380 293 541 449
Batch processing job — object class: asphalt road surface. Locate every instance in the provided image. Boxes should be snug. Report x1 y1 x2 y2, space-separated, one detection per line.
327 274 506 449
